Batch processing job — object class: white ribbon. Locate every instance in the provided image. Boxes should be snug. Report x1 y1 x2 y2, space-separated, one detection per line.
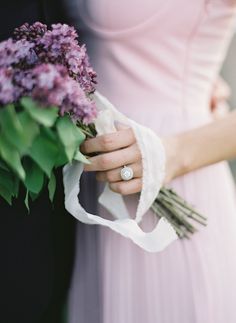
63 92 178 252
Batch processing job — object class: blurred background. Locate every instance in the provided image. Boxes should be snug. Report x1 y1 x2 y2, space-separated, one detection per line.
221 32 236 179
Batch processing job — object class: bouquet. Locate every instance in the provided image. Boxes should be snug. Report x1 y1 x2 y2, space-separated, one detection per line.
0 22 97 208
0 22 206 239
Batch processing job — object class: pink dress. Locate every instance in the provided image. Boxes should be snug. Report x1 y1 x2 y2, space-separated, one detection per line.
68 1 236 322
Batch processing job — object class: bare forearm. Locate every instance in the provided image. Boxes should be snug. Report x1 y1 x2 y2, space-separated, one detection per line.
163 110 236 183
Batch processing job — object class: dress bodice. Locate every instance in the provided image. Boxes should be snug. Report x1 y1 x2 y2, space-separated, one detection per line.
67 0 236 133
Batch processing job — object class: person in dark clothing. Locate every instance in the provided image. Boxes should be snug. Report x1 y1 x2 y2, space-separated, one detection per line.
0 1 76 322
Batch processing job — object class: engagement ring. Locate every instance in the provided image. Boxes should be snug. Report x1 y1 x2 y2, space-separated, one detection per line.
120 166 134 181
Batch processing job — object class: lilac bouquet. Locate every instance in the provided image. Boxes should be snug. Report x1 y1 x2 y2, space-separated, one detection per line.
0 22 206 238
0 22 97 207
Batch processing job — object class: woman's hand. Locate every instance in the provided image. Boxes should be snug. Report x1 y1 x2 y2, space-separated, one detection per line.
82 124 143 195
210 77 231 119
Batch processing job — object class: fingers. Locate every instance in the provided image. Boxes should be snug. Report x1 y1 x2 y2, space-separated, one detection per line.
96 162 142 183
82 123 143 195
81 128 135 154
211 77 231 111
84 144 141 172
109 178 142 195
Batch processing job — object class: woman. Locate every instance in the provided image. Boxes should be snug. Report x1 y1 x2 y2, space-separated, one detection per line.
68 1 236 322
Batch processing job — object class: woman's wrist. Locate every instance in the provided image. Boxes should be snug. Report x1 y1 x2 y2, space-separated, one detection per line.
162 110 236 184
162 137 180 184
162 132 196 184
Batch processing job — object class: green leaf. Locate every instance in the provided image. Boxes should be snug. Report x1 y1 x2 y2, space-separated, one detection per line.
0 168 15 192
56 116 85 162
0 159 9 171
0 106 40 155
28 129 59 177
0 105 26 154
24 190 30 212
41 126 57 141
0 168 17 204
21 97 59 127
0 135 25 180
0 185 12 205
48 171 56 202
29 191 39 202
55 149 69 167
23 159 45 194
12 177 19 198
74 150 90 164
18 111 40 149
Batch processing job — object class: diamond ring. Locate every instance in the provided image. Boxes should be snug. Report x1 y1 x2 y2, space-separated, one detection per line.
120 166 134 181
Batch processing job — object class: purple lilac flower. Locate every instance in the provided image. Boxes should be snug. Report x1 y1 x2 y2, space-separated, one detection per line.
31 63 97 123
31 64 67 106
39 24 79 62
14 22 97 93
66 44 97 93
0 68 15 104
14 70 35 91
15 39 38 65
38 24 97 93
13 22 47 42
62 75 97 123
0 22 97 123
0 38 37 68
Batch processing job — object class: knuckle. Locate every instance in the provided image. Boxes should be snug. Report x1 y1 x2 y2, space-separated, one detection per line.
101 134 114 151
99 154 110 169
134 144 142 159
81 140 89 153
106 171 114 182
128 129 136 143
81 141 88 153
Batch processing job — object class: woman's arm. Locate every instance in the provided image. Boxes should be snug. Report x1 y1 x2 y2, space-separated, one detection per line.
83 109 236 194
82 85 236 194
163 109 236 183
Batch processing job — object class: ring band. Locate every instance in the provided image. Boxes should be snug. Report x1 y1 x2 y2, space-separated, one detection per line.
120 166 134 181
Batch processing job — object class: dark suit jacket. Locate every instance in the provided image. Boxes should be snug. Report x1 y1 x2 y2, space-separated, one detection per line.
0 2 76 323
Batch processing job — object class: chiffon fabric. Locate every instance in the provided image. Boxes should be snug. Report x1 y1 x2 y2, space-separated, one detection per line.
68 1 236 322
63 91 178 252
